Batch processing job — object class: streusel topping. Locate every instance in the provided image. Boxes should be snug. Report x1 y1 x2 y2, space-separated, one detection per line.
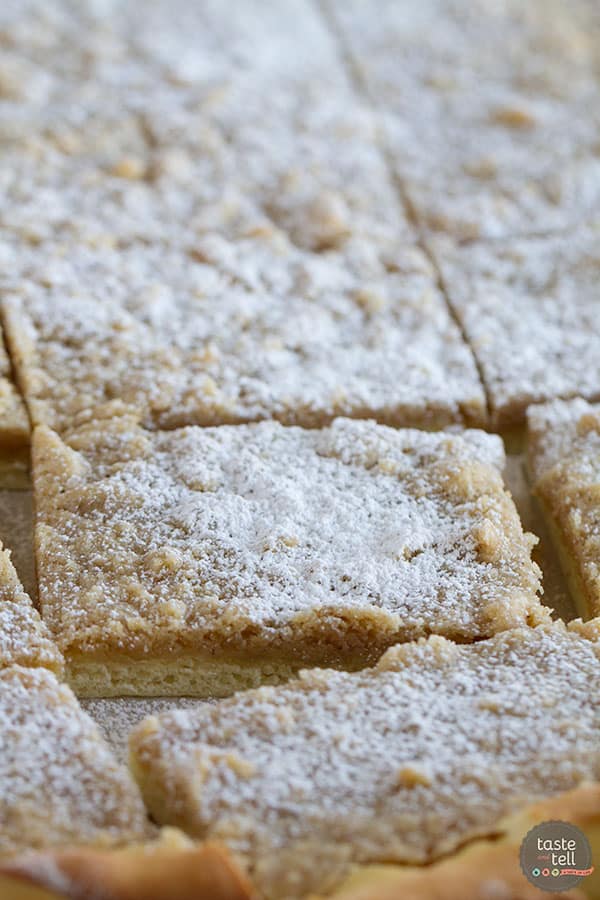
0 665 150 856
433 227 600 427
34 417 545 661
3 235 485 432
130 621 600 898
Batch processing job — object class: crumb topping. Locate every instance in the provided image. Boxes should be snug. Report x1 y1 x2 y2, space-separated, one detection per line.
0 665 150 856
433 228 600 427
0 546 62 674
2 235 485 432
130 622 600 898
34 417 545 660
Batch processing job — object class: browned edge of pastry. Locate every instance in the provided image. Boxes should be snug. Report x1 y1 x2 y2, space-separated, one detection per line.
0 829 256 900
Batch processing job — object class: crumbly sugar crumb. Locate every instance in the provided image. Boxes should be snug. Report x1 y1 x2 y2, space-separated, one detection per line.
130 621 600 898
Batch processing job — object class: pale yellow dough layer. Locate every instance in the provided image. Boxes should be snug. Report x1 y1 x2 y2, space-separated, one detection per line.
67 654 304 700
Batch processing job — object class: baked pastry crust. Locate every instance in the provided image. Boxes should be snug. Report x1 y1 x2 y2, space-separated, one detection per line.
0 829 254 900
0 543 62 674
33 416 545 696
527 397 600 618
129 620 599 898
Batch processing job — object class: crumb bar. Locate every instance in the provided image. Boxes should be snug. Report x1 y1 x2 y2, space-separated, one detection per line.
0 542 61 674
33 416 546 696
0 665 151 857
326 0 600 240
129 620 600 899
2 236 486 433
432 227 600 431
528 397 600 618
0 0 406 249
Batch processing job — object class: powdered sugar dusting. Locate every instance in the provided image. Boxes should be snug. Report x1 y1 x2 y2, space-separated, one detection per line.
326 0 600 240
0 665 150 855
130 622 600 898
432 229 600 427
0 547 62 673
35 417 545 664
2 225 485 434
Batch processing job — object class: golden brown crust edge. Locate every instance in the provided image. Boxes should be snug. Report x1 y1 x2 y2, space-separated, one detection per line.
0 829 256 900
315 784 600 900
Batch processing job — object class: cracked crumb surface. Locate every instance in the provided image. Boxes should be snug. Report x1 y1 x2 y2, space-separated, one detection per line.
326 0 600 240
0 665 151 857
0 0 408 248
129 620 600 898
33 416 546 675
0 542 62 674
0 0 486 435
1 234 485 433
432 227 600 428
528 397 600 618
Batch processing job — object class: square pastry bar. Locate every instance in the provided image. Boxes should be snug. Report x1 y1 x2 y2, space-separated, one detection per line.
33 416 547 697
2 234 485 434
129 620 600 899
0 0 406 253
432 226 600 435
528 397 600 620
326 0 600 240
